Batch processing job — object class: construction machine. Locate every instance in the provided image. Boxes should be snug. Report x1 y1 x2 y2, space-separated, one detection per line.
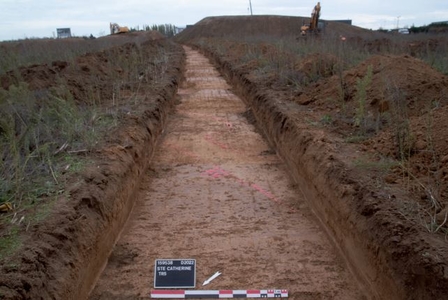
110 22 129 34
300 2 321 36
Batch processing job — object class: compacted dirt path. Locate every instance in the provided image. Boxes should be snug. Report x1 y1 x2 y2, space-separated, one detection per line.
89 47 366 299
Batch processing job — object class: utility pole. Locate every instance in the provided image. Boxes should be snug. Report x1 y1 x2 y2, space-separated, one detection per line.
396 16 401 29
249 0 253 15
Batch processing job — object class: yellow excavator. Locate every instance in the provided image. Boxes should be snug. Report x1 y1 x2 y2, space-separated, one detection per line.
110 22 129 34
300 2 321 36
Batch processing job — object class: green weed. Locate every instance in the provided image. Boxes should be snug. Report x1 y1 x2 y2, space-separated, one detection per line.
320 114 333 125
354 65 373 133
0 226 21 261
344 135 368 144
354 156 399 188
0 82 97 208
353 157 398 171
386 81 413 161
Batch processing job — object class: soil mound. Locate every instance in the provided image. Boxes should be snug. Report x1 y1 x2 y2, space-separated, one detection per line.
1 44 129 105
408 37 448 57
1 36 171 105
292 52 448 225
176 15 375 41
99 30 164 42
367 103 448 203
295 52 339 78
296 54 448 117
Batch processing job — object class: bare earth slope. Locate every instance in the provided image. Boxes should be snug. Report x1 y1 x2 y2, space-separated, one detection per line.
0 33 185 299
178 15 383 41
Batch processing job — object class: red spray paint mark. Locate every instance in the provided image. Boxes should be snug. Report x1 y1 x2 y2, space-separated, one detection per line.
251 183 281 203
203 166 230 179
202 166 281 203
203 133 246 156
205 134 229 150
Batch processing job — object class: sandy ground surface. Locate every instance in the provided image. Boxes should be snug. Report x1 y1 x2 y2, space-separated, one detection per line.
89 47 366 299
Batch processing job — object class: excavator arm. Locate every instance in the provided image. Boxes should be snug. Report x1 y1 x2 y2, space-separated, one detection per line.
300 2 321 36
310 2 321 31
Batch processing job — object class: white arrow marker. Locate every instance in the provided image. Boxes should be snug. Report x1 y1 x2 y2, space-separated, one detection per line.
202 271 222 286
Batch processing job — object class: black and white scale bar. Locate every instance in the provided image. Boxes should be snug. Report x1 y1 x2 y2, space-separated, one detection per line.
151 289 288 298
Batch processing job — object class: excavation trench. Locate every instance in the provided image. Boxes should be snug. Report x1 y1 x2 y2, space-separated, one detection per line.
89 47 366 299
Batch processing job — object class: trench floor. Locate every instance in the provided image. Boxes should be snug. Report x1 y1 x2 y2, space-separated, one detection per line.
89 47 365 300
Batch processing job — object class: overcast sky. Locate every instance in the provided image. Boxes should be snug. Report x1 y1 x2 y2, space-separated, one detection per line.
1 0 447 41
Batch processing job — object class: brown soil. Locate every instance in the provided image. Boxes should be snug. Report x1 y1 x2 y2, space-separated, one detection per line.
0 32 185 299
178 16 384 40
1 15 448 300
1 31 166 105
176 16 448 300
89 46 366 299
295 53 448 187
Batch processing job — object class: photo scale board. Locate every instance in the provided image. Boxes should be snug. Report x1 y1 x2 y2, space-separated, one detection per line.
154 259 196 288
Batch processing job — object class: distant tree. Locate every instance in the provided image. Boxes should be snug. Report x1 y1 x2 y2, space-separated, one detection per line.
149 24 177 37
129 24 177 37
409 24 429 34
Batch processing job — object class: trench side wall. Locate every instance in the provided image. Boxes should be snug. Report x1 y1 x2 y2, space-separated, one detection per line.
73 76 183 299
24 50 185 300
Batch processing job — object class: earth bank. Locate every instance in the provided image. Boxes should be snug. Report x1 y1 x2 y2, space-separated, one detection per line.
0 34 185 299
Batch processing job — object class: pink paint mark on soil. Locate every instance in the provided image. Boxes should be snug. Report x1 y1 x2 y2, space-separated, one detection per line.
251 183 281 203
202 166 281 203
202 166 230 179
204 134 229 150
